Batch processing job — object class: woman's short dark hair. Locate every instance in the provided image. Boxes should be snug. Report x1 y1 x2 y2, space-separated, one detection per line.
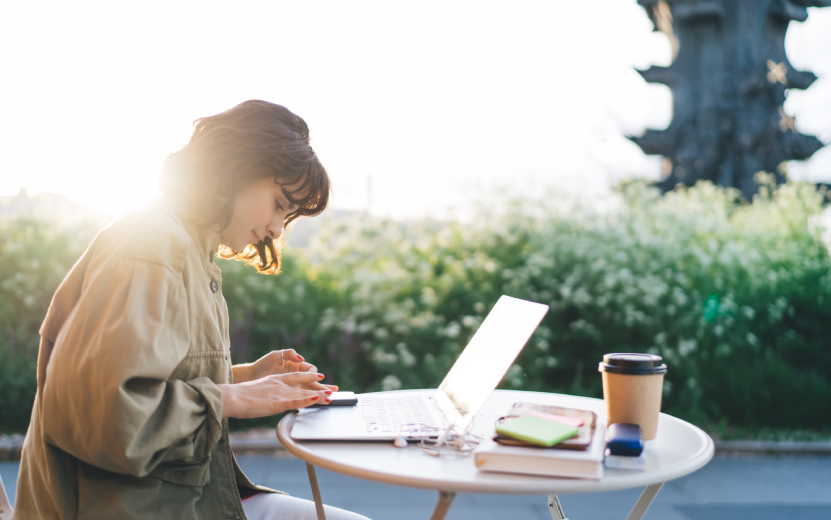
159 100 330 274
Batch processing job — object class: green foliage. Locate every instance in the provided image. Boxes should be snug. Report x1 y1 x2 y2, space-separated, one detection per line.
2 181 830 434
222 181 831 430
514 181 831 428
0 216 97 432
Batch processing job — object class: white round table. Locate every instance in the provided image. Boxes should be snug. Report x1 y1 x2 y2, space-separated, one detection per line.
277 389 714 520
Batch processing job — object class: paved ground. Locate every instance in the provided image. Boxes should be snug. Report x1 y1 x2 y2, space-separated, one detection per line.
3 453 830 519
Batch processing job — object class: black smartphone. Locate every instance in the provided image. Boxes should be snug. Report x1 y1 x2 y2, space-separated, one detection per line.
309 391 358 408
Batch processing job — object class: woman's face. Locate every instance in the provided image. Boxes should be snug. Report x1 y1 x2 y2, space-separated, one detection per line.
220 177 304 251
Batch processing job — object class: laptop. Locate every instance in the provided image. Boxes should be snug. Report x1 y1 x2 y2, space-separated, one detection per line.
290 295 549 441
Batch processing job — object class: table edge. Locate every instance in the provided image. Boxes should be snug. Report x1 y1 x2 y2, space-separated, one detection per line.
275 390 715 494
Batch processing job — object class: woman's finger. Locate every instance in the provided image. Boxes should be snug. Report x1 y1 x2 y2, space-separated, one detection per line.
299 382 333 392
265 350 285 366
289 395 320 411
252 351 287 377
284 371 326 384
279 361 313 373
282 349 305 363
289 361 316 373
324 384 339 392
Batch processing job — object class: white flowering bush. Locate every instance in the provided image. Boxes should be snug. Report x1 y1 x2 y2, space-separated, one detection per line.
511 181 831 428
220 180 831 430
2 181 829 433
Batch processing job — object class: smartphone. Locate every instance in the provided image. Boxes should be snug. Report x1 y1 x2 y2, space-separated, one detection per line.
309 391 358 408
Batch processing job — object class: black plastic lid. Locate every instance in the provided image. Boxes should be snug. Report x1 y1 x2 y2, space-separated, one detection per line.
598 353 667 375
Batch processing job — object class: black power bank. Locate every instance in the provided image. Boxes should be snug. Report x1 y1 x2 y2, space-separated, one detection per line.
606 423 643 456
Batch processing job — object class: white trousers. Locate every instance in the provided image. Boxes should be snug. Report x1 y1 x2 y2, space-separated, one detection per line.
242 492 371 520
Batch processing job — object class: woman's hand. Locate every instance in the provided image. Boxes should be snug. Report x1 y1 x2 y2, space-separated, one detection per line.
217 372 338 419
232 349 320 384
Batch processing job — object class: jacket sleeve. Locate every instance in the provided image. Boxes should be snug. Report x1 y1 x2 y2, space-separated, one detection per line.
40 254 223 478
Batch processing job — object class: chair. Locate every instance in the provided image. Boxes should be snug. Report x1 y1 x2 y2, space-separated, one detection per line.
0 474 13 520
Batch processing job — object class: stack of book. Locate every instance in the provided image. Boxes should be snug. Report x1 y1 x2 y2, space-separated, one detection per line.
473 402 606 479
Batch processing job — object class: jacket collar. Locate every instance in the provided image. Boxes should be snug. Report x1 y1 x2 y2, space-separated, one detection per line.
191 223 222 265
157 196 222 265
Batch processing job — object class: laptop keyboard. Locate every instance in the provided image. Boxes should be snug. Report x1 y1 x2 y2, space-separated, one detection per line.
361 396 440 433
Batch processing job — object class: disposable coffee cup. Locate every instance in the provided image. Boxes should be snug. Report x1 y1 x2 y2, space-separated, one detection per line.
598 353 667 441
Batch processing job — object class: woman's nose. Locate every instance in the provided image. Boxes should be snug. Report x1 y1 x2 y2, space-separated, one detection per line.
266 221 282 240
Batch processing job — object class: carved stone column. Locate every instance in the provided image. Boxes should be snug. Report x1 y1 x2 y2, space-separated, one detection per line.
633 0 829 199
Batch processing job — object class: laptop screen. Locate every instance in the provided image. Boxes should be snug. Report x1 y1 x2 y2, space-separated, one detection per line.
432 295 549 431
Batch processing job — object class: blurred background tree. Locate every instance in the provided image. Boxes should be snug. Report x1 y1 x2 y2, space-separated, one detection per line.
633 0 829 199
0 193 101 432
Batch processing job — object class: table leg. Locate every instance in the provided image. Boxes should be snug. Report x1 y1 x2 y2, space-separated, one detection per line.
547 494 569 520
624 482 663 520
305 463 327 520
429 491 456 520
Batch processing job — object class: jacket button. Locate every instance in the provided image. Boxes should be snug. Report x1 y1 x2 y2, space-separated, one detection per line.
211 280 219 293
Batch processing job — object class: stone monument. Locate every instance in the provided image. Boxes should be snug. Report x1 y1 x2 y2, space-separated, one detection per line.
633 0 829 199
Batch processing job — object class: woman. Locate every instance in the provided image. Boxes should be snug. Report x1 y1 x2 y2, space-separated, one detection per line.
15 100 369 520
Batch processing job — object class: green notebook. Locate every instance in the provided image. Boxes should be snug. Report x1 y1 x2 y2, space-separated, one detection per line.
495 415 579 447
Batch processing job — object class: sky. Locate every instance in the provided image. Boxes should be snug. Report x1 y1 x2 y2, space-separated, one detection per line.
1 1 830 218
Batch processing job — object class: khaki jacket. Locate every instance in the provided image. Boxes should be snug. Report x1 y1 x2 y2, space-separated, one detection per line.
14 200 279 519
